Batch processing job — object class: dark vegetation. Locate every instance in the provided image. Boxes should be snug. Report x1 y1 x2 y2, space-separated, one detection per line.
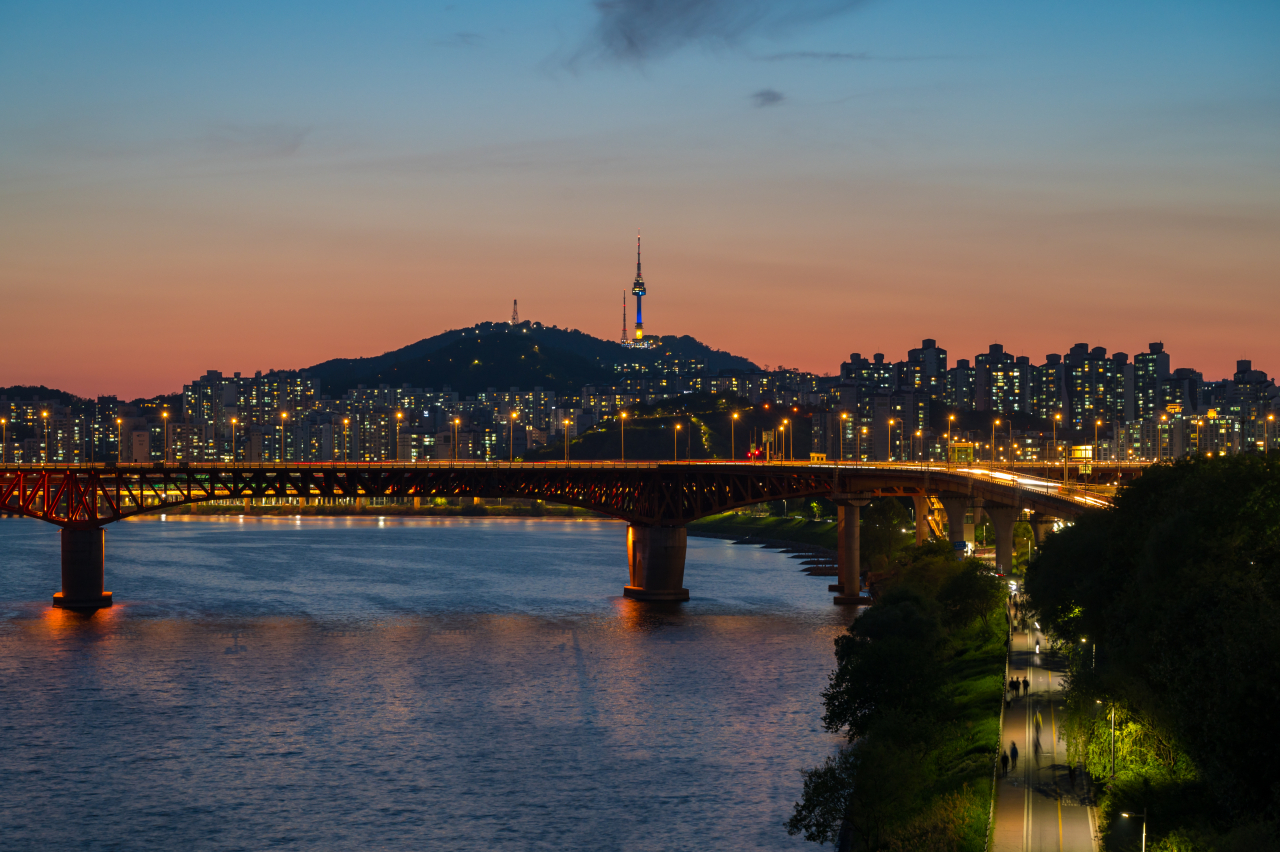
304 321 758 396
787 540 1008 850
1026 455 1280 851
689 498 916 557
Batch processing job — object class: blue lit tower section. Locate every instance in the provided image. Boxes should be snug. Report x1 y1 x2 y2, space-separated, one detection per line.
632 232 646 340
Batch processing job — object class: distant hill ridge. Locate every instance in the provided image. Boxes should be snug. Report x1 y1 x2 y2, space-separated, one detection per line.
302 321 759 396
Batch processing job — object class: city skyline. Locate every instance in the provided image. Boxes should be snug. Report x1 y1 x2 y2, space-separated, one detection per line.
3 1 1278 398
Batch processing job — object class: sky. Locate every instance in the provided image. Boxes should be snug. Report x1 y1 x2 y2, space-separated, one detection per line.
2 0 1278 399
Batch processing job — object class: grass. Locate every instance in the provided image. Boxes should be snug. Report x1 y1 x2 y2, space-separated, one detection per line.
688 512 837 550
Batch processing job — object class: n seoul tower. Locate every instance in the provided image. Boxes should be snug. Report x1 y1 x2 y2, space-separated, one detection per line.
631 231 646 341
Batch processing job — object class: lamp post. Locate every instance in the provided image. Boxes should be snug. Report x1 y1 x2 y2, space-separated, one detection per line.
947 414 955 467
1267 413 1275 457
342 418 350 462
992 418 1001 465
563 419 571 463
162 411 170 463
1159 413 1168 462
674 422 681 461
279 412 289 462
116 418 123 462
395 411 403 462
619 411 627 462
731 412 739 461
453 418 461 464
230 417 239 464
839 411 849 465
1121 809 1147 852
915 429 922 465
887 418 895 462
782 418 790 461
776 423 784 463
511 411 519 464
0 417 6 464
1094 419 1102 469
41 410 49 464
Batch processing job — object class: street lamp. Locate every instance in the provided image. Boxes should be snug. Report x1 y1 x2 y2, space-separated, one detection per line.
116 418 123 462
674 422 682 461
731 412 739 461
1094 419 1102 470
395 411 404 462
0 417 6 464
279 411 289 462
563 418 571 463
41 410 49 464
342 418 350 462
915 429 922 464
992 418 1001 465
162 411 170 463
1159 413 1168 462
1267 413 1275 457
230 417 239 463
619 411 627 462
782 418 790 461
839 412 848 464
1121 810 1147 852
452 418 461 464
947 414 956 467
511 410 520 464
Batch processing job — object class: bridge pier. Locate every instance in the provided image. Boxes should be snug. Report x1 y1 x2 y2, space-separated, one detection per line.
938 494 970 551
53 528 112 610
912 495 931 546
985 505 1020 575
624 525 689 601
831 494 871 604
1030 513 1056 545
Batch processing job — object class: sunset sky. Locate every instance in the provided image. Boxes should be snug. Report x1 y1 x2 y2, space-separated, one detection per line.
2 0 1278 399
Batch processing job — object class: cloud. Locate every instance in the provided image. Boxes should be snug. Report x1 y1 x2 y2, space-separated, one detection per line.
579 0 868 64
751 88 785 107
200 124 310 160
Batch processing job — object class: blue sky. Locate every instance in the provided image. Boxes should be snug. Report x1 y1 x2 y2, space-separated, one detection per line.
2 0 1277 396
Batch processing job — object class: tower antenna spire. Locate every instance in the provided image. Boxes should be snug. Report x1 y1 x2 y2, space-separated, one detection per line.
511 299 519 325
631 230 646 341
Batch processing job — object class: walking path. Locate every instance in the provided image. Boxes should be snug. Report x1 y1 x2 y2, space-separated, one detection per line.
992 602 1098 852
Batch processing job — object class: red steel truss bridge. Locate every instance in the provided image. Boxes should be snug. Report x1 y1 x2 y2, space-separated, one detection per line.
0 461 1109 610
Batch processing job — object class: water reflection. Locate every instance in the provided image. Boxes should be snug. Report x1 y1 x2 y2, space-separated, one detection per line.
1 517 848 850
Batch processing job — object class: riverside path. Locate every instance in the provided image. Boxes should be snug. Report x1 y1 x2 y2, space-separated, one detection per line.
992 610 1099 852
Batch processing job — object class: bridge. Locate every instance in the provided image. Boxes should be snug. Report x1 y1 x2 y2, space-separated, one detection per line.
0 461 1120 610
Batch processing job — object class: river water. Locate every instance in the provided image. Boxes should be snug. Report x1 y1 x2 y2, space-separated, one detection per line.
0 515 850 851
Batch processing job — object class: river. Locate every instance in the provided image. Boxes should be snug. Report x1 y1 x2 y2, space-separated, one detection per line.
0 515 851 851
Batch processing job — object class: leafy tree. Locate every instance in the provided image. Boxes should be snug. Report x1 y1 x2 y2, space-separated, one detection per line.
1027 455 1280 841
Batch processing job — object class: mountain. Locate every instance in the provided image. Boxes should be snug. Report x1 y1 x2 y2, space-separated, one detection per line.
303 321 759 397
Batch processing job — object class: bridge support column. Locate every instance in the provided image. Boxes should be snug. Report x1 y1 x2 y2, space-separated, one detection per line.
831 494 871 604
912 495 931 546
1030 513 1056 545
986 505 1019 575
938 495 970 550
624 525 689 601
53 528 112 610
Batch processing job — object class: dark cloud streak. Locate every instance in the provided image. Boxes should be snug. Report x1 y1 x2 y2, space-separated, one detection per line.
751 89 785 107
580 0 869 64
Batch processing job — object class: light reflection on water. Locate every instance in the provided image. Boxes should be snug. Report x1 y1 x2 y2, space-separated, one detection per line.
0 516 850 851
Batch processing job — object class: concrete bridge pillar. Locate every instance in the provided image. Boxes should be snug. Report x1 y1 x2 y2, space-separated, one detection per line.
1031 513 1056 545
53 527 112 610
938 495 970 547
831 494 871 604
912 495 931 546
624 525 689 601
986 505 1020 575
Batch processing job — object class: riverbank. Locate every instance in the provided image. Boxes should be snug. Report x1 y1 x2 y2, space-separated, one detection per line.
687 512 838 551
788 542 1007 850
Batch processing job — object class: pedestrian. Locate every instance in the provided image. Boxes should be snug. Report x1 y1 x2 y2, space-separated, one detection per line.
1001 751 1010 777
1009 676 1018 694
1022 676 1030 696
1010 741 1019 770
